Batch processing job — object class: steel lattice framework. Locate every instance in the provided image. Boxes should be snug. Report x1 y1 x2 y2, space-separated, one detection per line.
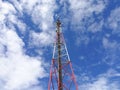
48 20 78 90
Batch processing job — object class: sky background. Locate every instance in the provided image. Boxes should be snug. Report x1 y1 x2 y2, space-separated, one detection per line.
0 0 120 90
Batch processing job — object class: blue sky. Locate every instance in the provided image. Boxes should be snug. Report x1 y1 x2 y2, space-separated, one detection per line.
0 0 120 90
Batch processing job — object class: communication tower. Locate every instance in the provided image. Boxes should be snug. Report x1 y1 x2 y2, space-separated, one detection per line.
48 19 78 90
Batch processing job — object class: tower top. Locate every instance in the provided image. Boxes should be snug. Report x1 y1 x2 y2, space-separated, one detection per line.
56 19 61 27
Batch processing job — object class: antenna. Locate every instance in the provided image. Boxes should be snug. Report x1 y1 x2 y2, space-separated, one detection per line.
48 20 78 90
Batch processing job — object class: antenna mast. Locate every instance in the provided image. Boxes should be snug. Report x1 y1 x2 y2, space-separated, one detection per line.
48 19 78 90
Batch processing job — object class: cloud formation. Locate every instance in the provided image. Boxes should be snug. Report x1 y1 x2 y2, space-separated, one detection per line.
107 7 120 34
78 69 120 90
0 0 56 90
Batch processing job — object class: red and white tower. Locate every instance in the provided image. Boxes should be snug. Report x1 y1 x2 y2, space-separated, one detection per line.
48 19 78 90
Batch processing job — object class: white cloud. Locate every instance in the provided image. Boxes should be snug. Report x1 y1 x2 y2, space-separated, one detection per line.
76 35 90 46
68 0 107 45
108 7 120 35
18 0 38 13
102 37 117 49
2 57 44 90
0 28 47 90
0 1 16 15
8 0 56 44
18 0 57 46
29 31 54 47
87 77 119 90
23 85 44 90
0 0 56 90
87 77 108 90
79 71 120 90
88 20 104 33
31 0 56 31
69 0 106 23
106 68 120 77
102 37 120 66
0 0 27 35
